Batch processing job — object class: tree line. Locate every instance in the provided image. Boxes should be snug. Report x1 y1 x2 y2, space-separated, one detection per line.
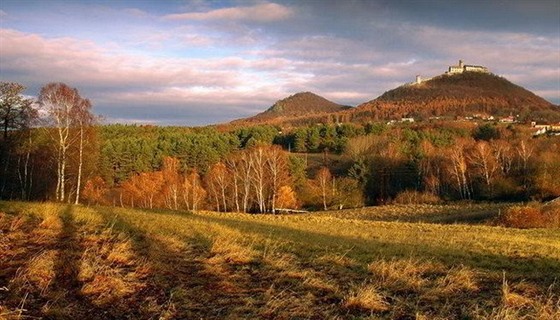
1 82 97 203
2 81 559 211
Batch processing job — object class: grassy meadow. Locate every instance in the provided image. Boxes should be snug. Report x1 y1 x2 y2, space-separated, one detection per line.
0 201 559 319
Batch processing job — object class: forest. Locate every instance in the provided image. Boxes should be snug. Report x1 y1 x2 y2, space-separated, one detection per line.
2 81 560 213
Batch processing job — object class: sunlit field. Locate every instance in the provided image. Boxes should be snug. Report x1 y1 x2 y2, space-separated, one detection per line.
1 201 559 319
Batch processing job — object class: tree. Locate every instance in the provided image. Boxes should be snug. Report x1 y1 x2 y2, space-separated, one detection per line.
182 169 205 211
0 82 37 198
206 162 229 212
161 157 181 210
249 146 268 213
276 185 298 209
469 141 499 187
265 145 289 213
82 176 108 205
516 139 534 195
71 97 96 204
315 167 333 210
447 139 472 200
39 83 90 202
0 82 35 141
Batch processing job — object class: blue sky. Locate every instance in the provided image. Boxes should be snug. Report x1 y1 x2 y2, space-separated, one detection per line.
1 0 559 125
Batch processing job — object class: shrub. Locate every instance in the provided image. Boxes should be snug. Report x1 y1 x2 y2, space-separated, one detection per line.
393 190 441 205
498 204 560 228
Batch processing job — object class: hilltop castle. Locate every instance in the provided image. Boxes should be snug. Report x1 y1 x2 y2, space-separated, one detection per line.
413 60 489 84
446 60 489 74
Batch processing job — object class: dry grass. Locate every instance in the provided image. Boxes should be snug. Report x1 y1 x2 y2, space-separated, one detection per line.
0 200 559 319
12 250 57 295
344 283 389 312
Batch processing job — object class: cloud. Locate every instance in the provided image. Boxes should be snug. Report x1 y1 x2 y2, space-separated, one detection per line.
1 0 558 127
0 28 312 124
164 2 293 23
123 8 148 18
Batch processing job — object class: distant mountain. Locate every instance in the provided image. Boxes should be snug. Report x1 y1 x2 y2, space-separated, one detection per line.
231 92 351 126
347 72 560 122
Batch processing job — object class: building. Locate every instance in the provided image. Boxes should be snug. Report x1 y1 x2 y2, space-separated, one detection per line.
446 60 489 74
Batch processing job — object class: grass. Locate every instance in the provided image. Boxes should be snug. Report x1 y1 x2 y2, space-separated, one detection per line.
0 201 559 319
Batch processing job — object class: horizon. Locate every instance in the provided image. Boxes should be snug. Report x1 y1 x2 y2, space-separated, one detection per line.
1 0 559 126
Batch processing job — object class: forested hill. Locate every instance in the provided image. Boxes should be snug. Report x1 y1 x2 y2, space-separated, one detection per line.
345 72 560 122
230 92 351 126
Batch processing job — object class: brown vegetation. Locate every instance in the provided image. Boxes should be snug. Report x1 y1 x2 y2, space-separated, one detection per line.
350 72 560 122
1 201 558 319
231 91 350 126
497 203 560 228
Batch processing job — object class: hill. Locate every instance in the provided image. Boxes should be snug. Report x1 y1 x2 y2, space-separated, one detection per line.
346 72 560 122
230 92 351 126
1 201 559 319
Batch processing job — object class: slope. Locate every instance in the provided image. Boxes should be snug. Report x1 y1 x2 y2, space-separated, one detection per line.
231 92 351 126
348 72 560 122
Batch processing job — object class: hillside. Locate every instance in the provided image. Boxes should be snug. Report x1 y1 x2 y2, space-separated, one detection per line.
231 92 351 126
1 201 559 319
347 72 560 122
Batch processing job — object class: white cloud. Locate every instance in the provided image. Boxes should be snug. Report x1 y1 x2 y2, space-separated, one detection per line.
0 28 316 123
164 2 293 23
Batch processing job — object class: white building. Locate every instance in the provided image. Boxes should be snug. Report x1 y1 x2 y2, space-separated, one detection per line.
446 60 489 74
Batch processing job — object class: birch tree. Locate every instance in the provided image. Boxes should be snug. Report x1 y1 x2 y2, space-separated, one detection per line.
39 83 93 202
316 167 332 210
265 145 289 213
71 97 95 204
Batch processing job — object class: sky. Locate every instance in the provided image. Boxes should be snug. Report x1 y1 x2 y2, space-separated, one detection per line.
1 0 559 126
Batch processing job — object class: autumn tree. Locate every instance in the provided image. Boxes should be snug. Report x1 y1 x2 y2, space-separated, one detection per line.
447 140 472 200
182 169 206 211
276 185 298 209
161 157 181 210
315 167 333 210
469 140 499 196
39 83 95 202
265 145 290 213
82 176 108 205
206 162 229 212
249 146 268 213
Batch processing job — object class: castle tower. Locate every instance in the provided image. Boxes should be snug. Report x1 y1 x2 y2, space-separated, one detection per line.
459 60 464 69
416 75 421 84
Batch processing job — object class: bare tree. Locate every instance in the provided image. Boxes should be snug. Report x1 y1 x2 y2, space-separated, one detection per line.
71 98 95 204
469 141 498 186
316 167 332 210
491 139 514 175
265 145 289 213
207 162 229 212
239 152 253 213
40 83 79 201
250 146 267 213
448 142 471 200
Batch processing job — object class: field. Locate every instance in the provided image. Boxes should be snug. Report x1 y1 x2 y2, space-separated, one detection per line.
1 201 559 319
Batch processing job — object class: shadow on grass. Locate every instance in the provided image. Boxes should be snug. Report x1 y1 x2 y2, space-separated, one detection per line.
186 213 560 285
94 206 263 319
49 205 100 319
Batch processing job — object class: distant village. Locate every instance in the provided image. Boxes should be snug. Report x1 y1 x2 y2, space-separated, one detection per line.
395 60 560 136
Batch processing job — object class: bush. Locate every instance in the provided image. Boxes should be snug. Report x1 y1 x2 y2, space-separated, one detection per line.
498 204 560 228
393 190 441 205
